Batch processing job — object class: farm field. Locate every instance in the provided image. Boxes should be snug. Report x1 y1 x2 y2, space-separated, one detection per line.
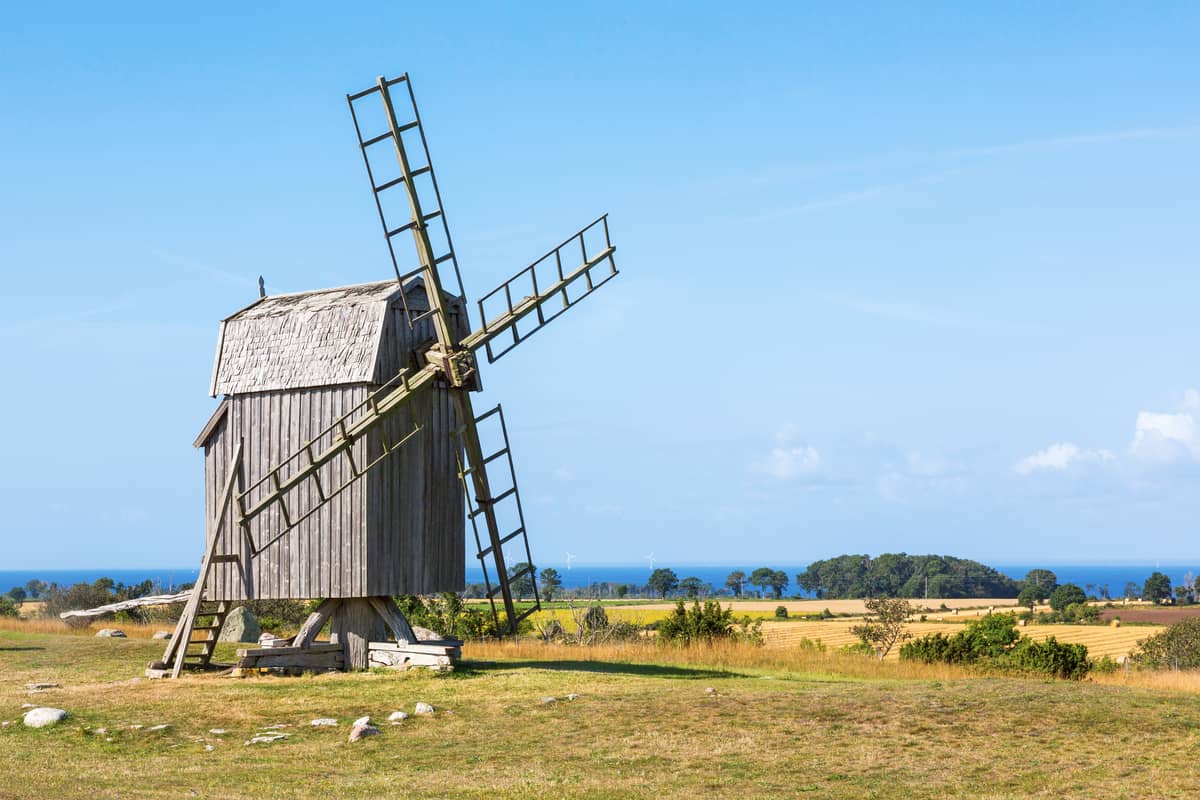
763 619 1162 660
5 626 1200 799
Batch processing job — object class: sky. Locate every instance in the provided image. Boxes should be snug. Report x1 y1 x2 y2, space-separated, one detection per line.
1 3 1198 569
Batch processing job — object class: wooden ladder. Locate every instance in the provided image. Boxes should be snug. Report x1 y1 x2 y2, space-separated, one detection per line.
151 443 245 678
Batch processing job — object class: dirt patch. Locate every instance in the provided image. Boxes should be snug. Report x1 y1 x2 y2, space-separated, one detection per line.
1100 606 1200 624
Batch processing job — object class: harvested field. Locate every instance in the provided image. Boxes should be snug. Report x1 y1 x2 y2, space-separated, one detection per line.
764 619 1162 660
1099 606 1200 624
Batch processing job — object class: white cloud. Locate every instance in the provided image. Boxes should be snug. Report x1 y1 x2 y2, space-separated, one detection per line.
1127 390 1200 464
1014 442 1115 475
760 445 821 479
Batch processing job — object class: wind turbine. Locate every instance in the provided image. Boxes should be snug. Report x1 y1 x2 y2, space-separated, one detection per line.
564 552 576 570
644 552 655 572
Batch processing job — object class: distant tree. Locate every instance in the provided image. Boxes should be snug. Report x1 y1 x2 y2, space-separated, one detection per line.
1136 617 1200 669
538 568 562 602
749 567 775 598
850 597 915 661
614 583 630 599
25 579 46 599
508 563 535 599
725 570 746 598
1175 586 1192 605
1123 581 1140 600
1023 569 1058 594
1184 572 1197 604
0 596 18 618
679 576 704 598
1144 572 1173 603
1098 583 1111 600
7 587 26 605
768 570 789 599
1017 584 1043 610
1049 583 1087 612
648 568 679 599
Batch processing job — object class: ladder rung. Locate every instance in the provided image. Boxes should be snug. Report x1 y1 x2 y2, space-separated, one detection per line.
210 554 239 564
360 119 420 148
461 448 508 478
374 165 432 193
386 209 443 237
476 528 525 559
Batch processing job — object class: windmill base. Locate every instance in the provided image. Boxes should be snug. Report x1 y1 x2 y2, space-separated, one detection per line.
228 596 462 676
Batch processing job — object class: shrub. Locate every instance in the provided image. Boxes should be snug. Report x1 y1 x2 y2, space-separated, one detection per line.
1005 636 1090 679
582 604 609 633
658 600 761 645
1134 617 1200 669
0 596 18 618
774 605 789 619
395 593 515 640
901 612 1090 679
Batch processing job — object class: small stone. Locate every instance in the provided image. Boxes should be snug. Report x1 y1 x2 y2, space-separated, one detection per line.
23 708 68 728
1 721 10 727
261 723 291 730
387 711 409 723
348 724 380 743
20 703 35 709
414 702 434 716
130 724 144 730
147 724 170 731
704 687 715 694
204 744 214 752
208 728 227 735
95 628 126 638
152 631 172 640
352 715 371 727
25 682 60 690
93 727 107 735
310 718 338 727
540 696 557 704
245 733 288 745
411 624 445 641
565 693 580 701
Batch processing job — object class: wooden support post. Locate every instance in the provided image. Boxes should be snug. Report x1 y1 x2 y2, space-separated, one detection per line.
330 598 387 671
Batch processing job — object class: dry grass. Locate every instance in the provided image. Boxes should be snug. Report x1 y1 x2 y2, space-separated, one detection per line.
6 628 1200 798
0 617 166 638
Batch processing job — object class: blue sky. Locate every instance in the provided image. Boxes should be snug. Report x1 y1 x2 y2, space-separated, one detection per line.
2 3 1198 569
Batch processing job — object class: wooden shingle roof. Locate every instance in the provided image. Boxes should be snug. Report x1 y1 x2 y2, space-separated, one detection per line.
210 280 428 396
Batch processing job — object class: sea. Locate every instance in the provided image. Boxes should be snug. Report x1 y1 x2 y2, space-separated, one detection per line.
1 562 1194 597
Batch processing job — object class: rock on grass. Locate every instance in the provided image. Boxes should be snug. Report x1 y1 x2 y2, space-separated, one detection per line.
23 708 68 728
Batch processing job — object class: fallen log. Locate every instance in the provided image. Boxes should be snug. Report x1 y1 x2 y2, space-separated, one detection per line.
59 591 192 622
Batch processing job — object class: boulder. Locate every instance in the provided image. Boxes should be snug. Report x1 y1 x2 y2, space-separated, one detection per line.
349 723 380 743
218 606 261 643
414 702 435 716
311 718 338 727
95 628 126 638
152 631 172 640
23 708 68 728
411 625 444 641
387 711 409 723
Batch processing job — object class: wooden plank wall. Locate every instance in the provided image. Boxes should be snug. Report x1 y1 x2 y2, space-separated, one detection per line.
204 385 370 601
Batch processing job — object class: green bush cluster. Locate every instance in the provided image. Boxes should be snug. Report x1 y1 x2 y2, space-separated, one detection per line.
1134 617 1200 669
900 613 1091 679
657 600 762 645
394 593 524 640
774 605 789 619
0 596 18 618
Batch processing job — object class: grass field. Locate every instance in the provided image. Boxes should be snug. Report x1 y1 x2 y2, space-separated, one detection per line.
4 625 1200 798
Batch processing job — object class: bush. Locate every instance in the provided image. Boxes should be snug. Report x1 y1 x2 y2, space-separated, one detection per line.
774 605 789 619
245 599 317 634
658 600 761 645
0 596 18 618
900 613 1091 679
1005 636 1090 679
582 604 609 633
395 593 517 641
1134 617 1200 669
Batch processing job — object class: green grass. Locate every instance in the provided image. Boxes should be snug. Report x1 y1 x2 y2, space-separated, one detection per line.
3 628 1200 798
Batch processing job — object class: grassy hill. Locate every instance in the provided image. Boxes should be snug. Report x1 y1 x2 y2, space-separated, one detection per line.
3 627 1200 798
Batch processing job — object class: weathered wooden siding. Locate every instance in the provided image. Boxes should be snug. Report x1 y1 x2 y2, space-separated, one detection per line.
204 385 370 601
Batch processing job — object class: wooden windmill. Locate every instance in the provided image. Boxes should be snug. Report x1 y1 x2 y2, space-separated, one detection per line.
150 73 618 677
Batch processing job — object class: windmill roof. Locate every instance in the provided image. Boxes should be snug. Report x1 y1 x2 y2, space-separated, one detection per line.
209 278 445 396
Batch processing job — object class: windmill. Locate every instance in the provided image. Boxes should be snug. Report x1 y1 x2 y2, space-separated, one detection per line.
565 552 577 570
150 73 619 677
